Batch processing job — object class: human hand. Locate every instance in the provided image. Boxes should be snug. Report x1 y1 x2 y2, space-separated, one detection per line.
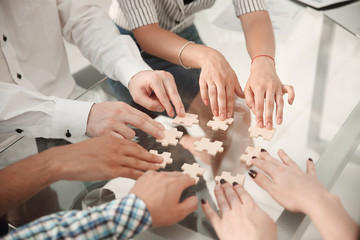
250 149 327 214
244 57 295 129
128 70 185 118
201 181 276 240
198 47 244 120
51 135 162 181
86 101 165 139
130 170 198 227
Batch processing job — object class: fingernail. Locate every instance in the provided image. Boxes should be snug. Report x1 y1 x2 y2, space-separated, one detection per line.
258 120 263 126
220 113 225 119
227 111 231 118
267 122 272 129
261 148 267 152
201 199 206 204
156 106 164 112
252 156 257 159
277 117 282 124
213 110 218 116
308 158 313 162
158 123 165 131
154 163 160 169
232 182 238 186
204 99 208 105
220 179 226 184
248 169 257 178
157 131 164 138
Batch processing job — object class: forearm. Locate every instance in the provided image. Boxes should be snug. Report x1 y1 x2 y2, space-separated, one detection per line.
306 192 359 240
133 24 217 69
5 194 152 240
240 11 275 59
0 149 60 216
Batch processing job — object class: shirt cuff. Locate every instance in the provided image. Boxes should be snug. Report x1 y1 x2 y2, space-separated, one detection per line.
51 98 94 139
115 193 152 238
233 0 266 16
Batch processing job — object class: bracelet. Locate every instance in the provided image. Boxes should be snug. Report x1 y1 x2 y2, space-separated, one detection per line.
251 55 275 66
177 41 194 69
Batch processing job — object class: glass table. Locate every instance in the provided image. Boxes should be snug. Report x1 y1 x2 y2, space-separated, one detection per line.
1 2 360 239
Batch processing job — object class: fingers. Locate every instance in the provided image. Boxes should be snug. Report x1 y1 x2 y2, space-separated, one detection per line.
208 83 218 117
199 79 209 106
254 89 265 128
244 87 255 114
164 79 185 117
214 185 230 214
306 158 317 176
150 82 175 117
225 85 235 118
177 173 196 190
120 167 144 180
220 182 241 207
265 90 275 129
125 143 163 163
248 169 274 194
216 83 227 120
233 183 255 205
283 85 295 105
201 199 221 228
275 92 284 125
277 149 296 167
112 123 136 140
179 196 198 218
252 156 279 179
122 157 160 171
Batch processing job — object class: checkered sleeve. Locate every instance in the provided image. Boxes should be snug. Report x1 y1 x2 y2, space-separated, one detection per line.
4 194 152 240
233 0 266 16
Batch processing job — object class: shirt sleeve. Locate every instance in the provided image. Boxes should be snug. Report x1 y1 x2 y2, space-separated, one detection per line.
4 194 152 240
117 0 159 30
56 0 152 87
0 83 93 139
233 0 266 16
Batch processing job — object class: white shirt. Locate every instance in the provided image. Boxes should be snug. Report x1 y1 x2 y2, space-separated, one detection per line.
109 0 266 33
0 0 152 139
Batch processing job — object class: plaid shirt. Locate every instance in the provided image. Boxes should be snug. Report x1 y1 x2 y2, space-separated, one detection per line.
4 194 152 240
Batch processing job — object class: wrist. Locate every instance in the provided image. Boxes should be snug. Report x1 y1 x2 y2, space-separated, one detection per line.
304 190 338 217
250 56 276 72
182 44 218 69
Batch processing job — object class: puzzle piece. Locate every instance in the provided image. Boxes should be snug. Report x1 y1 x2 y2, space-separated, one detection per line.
240 146 262 167
215 171 245 185
156 128 183 147
172 113 199 127
181 163 205 184
194 137 224 156
207 116 234 131
149 150 173 168
248 126 276 141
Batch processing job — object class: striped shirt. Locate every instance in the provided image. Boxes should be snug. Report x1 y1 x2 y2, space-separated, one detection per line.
109 0 266 33
4 194 151 240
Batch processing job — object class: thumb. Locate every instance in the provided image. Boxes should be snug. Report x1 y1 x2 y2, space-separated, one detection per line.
235 80 245 98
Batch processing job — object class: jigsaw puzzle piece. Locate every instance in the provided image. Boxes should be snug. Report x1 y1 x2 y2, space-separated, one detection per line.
181 163 205 184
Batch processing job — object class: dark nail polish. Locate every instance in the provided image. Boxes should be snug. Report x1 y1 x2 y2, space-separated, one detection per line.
248 169 257 178
201 199 206 204
252 156 257 159
261 148 267 152
220 179 226 184
233 182 238 186
308 158 313 162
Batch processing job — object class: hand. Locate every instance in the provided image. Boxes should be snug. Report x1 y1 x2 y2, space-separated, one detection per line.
50 135 162 181
86 101 165 139
128 70 185 118
201 182 277 240
198 47 244 120
250 149 328 213
130 170 197 227
244 57 295 129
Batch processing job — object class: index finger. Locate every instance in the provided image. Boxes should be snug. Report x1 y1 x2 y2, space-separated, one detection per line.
150 81 175 117
254 89 265 128
164 80 185 117
265 90 275 129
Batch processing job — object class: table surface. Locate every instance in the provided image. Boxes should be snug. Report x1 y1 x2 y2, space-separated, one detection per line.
1 1 360 239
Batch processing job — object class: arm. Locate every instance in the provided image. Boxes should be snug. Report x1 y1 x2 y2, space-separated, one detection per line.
0 136 162 217
0 83 164 139
251 149 359 240
4 194 151 240
239 10 295 129
57 0 184 117
5 171 197 239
